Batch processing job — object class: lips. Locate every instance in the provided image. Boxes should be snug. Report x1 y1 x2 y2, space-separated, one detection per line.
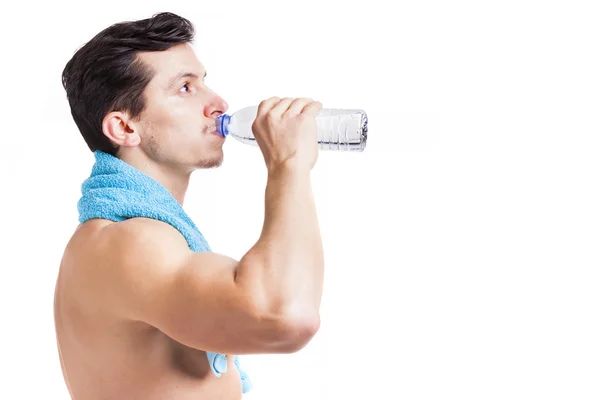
206 124 224 138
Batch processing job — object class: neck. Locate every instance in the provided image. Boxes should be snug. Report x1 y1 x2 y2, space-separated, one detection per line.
117 149 191 205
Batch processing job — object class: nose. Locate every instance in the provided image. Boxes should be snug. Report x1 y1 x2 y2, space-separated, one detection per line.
205 92 229 118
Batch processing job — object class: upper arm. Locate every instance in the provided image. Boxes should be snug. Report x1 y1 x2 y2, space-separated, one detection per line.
95 218 316 355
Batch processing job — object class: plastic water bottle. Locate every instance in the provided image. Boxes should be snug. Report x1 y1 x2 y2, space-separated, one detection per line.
216 106 368 151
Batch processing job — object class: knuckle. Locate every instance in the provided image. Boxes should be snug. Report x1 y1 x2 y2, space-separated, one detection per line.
258 100 268 111
295 97 310 105
260 97 279 108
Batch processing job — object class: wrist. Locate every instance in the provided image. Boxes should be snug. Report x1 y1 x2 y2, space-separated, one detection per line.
267 159 312 180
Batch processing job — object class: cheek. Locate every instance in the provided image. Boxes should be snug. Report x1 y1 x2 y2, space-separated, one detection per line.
139 101 172 128
167 99 197 122
143 98 206 139
178 105 207 135
148 109 187 135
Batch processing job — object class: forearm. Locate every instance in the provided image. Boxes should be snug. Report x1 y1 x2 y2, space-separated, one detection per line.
238 165 324 321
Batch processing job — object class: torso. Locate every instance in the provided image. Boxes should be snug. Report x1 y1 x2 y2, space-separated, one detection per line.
54 219 243 400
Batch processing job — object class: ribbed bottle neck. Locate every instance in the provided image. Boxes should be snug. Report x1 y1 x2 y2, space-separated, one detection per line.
216 114 231 137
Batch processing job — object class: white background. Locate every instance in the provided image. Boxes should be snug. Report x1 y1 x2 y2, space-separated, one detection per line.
1 0 599 399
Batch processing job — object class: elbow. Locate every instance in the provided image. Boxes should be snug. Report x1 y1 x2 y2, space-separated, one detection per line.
276 313 321 353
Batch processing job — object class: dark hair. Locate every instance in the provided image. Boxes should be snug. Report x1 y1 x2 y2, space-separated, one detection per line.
62 12 195 156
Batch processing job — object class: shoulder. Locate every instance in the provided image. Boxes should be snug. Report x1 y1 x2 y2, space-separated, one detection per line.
104 216 191 263
66 218 190 263
100 217 190 252
92 218 194 277
62 218 193 315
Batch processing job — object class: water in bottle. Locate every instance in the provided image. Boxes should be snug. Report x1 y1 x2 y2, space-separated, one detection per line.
215 105 368 151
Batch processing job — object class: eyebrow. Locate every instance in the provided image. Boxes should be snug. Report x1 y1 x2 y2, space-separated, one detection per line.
167 71 207 89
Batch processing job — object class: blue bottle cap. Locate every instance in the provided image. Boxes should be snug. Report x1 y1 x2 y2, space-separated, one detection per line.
216 114 231 137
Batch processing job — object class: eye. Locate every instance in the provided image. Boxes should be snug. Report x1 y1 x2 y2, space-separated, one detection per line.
179 83 191 94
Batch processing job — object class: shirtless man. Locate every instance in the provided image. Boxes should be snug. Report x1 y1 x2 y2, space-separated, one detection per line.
54 12 324 400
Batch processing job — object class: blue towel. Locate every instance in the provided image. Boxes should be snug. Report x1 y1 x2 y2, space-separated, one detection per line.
77 150 252 394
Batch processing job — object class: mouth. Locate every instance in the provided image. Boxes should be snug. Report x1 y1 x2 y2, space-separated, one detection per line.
204 122 225 139
207 127 225 139
205 125 219 135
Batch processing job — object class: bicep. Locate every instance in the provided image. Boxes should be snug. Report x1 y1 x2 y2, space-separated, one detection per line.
154 251 292 354
103 219 298 355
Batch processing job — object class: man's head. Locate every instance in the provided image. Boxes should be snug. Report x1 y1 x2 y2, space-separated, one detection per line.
62 12 229 170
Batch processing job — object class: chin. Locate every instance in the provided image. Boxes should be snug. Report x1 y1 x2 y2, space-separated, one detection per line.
194 151 223 169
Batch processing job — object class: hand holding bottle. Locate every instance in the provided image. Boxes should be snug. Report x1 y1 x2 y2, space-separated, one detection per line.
216 102 368 152
251 97 323 172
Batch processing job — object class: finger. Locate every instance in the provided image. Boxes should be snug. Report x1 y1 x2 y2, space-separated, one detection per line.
283 98 313 117
257 96 281 116
301 101 323 116
269 97 295 117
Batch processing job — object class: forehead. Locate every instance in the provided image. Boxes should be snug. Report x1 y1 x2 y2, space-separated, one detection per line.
138 43 205 86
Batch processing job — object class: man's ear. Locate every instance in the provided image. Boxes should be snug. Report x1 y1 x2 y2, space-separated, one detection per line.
102 111 141 147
